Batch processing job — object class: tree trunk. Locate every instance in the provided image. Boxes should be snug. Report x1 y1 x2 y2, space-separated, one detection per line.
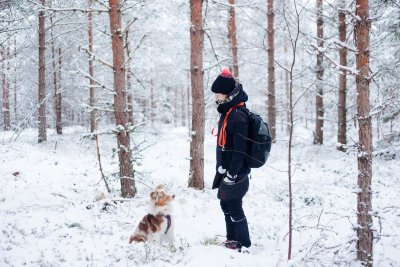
88 0 96 132
57 47 62 134
150 79 155 124
181 85 186 126
267 0 276 141
13 37 17 122
337 0 347 151
125 30 134 125
228 0 239 79
188 0 204 190
314 0 324 145
284 35 290 135
50 14 62 135
38 0 47 143
174 86 178 127
187 70 191 132
108 0 136 198
6 48 11 129
2 49 10 131
282 1 301 259
355 0 373 265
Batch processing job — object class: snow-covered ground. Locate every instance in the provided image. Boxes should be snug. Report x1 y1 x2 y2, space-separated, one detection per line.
1 125 399 266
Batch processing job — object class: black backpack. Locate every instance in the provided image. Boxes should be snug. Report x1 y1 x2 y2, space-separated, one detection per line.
243 109 272 168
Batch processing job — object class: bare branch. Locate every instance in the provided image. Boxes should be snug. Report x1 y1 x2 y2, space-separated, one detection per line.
122 17 138 35
79 46 114 69
78 68 114 92
131 33 149 54
204 30 222 72
310 43 358 75
26 0 109 13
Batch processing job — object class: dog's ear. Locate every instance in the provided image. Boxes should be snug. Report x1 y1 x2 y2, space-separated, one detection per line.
172 194 175 199
150 191 157 199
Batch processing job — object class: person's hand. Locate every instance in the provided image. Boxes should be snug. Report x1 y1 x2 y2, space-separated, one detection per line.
223 171 237 185
217 166 226 174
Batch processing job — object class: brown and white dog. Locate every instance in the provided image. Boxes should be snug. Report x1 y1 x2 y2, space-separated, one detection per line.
129 185 175 244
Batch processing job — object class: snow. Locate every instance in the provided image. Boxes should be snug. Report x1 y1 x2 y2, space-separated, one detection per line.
1 125 399 266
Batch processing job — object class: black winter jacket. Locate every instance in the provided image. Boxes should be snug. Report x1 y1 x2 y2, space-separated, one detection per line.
212 85 251 199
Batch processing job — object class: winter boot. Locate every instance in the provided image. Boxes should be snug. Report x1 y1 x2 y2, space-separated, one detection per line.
222 240 242 251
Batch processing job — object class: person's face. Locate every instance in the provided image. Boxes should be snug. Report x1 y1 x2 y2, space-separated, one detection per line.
214 93 227 102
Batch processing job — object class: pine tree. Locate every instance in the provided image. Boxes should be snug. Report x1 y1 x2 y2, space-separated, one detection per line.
188 0 205 190
108 0 136 197
228 0 239 79
355 0 373 265
314 0 324 144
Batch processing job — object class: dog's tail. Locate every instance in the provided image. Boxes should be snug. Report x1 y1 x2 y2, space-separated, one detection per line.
129 233 147 243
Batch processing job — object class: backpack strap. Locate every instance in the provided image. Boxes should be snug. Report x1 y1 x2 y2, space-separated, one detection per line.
218 102 245 148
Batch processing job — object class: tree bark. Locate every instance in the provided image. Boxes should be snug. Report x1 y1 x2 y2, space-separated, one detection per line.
267 0 276 141
337 0 347 151
228 0 239 79
355 0 373 265
314 0 324 144
188 0 204 190
38 0 47 143
88 0 96 132
108 0 136 198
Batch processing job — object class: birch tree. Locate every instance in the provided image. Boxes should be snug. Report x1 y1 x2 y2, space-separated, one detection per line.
125 32 134 125
337 0 347 151
88 0 96 132
38 0 47 143
267 0 276 141
50 13 62 134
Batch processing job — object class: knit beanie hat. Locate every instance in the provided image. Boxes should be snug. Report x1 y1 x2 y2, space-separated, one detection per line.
211 68 236 95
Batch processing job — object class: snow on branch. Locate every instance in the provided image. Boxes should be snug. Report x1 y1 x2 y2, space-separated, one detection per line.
310 43 359 76
26 0 109 13
82 103 114 113
79 46 114 69
337 8 361 22
77 68 114 92
330 39 358 52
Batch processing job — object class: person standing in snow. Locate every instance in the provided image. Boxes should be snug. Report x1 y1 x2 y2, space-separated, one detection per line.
211 68 251 251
